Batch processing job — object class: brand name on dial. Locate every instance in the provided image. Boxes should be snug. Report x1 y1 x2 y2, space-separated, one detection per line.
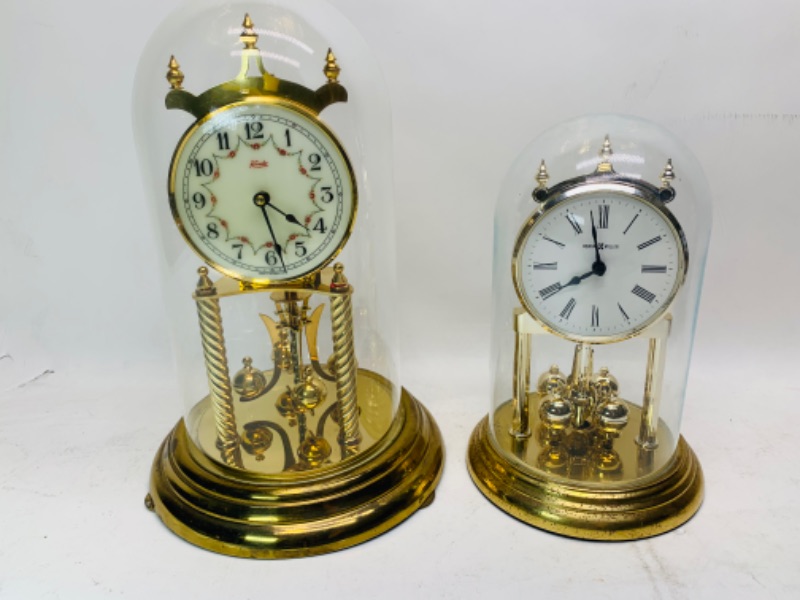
582 243 619 250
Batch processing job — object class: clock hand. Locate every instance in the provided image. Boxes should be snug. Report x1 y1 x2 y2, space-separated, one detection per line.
263 196 310 233
560 269 595 290
253 192 287 272
546 269 596 298
590 211 607 276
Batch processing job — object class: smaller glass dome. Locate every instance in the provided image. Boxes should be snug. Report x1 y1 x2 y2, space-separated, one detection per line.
489 114 712 487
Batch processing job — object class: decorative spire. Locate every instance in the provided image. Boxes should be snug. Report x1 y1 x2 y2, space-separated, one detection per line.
330 263 350 293
536 160 549 188
596 135 615 173
660 159 675 188
324 48 341 83
166 55 184 90
657 158 677 202
195 266 216 296
240 13 258 50
532 160 549 202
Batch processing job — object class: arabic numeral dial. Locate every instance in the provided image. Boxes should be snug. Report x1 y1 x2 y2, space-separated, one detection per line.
170 102 356 283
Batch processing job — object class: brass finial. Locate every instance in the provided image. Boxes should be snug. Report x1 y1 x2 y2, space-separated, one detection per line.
532 160 549 202
536 160 549 188
324 48 341 83
661 159 675 187
596 135 615 174
241 13 258 50
657 158 677 202
196 266 215 296
166 55 184 90
330 263 350 292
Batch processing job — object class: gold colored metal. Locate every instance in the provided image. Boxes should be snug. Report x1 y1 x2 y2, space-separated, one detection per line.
638 316 671 449
330 264 361 457
661 158 675 188
511 309 531 438
305 304 335 381
467 414 703 540
165 14 347 121
596 135 615 173
240 14 257 49
148 387 444 558
233 357 268 400
194 267 242 468
324 48 341 83
567 343 594 427
495 312 680 484
166 56 184 90
186 270 392 475
536 160 549 189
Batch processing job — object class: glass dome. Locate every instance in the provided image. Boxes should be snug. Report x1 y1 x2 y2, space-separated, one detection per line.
134 0 442 558
133 0 400 474
470 114 711 539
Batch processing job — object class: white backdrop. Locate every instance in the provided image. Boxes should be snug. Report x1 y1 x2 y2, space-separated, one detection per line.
1 1 798 598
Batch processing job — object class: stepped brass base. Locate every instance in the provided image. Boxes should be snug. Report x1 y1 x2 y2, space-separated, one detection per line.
147 389 444 558
467 415 703 540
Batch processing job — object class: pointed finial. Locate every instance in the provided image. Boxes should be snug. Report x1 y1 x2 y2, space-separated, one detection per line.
330 262 350 293
532 160 549 202
324 48 341 83
196 266 216 296
166 55 184 90
658 159 677 202
241 13 258 50
596 135 615 173
661 159 675 187
536 160 549 188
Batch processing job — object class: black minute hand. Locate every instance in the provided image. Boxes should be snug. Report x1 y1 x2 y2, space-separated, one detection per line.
590 211 607 276
253 192 287 272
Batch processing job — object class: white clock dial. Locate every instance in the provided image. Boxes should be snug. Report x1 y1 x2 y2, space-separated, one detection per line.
513 188 687 342
170 101 356 283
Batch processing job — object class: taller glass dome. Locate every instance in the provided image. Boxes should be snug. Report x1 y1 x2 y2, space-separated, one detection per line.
134 0 443 558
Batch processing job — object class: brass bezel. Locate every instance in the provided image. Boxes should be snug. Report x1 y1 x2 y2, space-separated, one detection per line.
168 96 358 286
511 174 689 344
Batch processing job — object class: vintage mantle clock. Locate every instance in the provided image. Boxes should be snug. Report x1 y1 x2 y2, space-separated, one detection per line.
134 6 443 558
468 116 712 539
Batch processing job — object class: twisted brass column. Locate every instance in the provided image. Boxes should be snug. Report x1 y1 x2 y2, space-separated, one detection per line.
329 263 361 457
194 267 243 468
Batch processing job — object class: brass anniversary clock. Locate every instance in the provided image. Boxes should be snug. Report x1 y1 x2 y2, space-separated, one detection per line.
468 116 712 539
134 5 443 558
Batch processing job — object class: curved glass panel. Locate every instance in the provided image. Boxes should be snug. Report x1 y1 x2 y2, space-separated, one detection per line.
490 114 712 486
133 0 400 473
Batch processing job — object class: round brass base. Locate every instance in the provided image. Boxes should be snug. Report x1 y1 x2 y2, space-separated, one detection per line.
147 389 444 558
467 415 703 540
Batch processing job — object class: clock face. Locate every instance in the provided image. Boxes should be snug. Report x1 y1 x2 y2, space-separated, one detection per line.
169 100 356 283
513 186 687 342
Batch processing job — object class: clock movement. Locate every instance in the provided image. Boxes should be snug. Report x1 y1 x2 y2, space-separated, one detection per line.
468 115 711 539
133 2 443 558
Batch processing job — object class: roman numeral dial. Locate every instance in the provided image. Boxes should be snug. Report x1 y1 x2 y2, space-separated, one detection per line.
513 187 686 341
